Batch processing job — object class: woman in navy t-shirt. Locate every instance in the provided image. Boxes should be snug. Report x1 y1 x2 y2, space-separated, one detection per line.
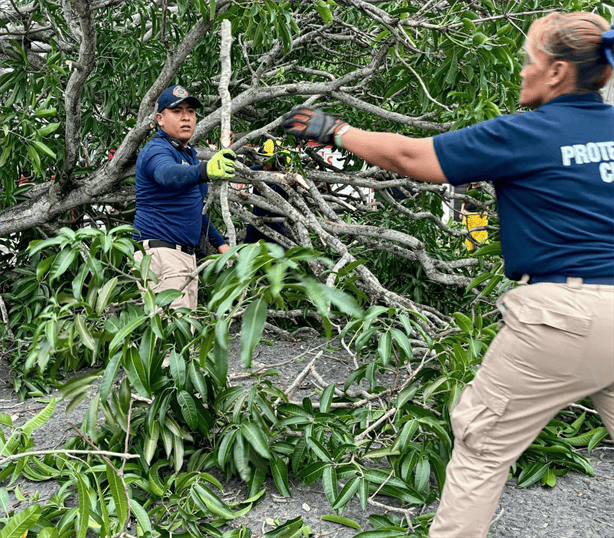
283 11 614 538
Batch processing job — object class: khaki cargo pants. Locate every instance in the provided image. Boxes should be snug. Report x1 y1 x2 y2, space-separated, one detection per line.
429 278 614 537
134 241 198 311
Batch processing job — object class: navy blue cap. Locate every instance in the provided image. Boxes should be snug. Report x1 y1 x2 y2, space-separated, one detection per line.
157 85 202 113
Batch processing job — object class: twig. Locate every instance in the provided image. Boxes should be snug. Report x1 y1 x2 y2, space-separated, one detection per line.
569 403 599 415
120 399 133 475
367 498 415 530
326 252 352 288
274 353 321 405
355 407 397 441
178 258 216 292
0 293 14 340
490 508 505 526
310 367 345 398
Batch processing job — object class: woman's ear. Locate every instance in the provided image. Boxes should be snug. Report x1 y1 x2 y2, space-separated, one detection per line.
548 60 576 89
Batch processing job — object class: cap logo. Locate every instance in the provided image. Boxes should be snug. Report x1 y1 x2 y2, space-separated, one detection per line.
173 86 189 98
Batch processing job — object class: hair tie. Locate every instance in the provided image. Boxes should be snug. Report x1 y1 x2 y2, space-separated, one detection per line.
601 24 614 67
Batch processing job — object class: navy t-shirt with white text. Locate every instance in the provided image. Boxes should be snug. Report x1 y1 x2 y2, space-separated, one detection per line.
433 93 614 280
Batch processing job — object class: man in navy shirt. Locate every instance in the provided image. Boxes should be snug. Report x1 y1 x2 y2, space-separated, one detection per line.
134 84 236 310
283 11 614 538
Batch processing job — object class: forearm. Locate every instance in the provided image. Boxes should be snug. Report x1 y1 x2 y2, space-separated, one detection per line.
153 163 205 187
338 128 449 184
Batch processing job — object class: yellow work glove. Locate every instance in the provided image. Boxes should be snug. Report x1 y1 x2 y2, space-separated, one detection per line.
205 148 236 181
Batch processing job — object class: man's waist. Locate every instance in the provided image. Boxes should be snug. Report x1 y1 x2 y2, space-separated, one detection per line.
141 239 196 255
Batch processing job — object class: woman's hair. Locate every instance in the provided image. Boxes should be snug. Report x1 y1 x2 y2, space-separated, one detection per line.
528 12 613 92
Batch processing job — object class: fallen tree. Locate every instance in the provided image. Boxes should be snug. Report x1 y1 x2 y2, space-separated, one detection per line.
2 0 578 327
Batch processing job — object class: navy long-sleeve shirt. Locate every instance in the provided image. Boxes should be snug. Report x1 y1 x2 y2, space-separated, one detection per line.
133 130 225 248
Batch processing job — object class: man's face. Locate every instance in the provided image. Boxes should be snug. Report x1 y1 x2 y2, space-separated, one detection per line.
156 101 197 144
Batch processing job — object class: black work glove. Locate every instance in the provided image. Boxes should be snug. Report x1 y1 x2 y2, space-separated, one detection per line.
282 106 349 145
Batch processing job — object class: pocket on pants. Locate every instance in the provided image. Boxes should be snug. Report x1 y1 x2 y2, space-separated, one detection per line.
451 381 509 456
502 292 592 337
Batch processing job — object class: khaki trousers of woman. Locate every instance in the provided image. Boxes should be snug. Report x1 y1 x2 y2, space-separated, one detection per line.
429 279 614 538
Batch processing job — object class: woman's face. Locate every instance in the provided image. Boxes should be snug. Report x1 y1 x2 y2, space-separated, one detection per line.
519 41 552 109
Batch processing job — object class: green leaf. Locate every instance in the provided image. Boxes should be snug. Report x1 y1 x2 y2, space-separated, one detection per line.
130 498 153 534
314 0 333 24
465 272 494 292
414 457 430 492
306 436 331 462
192 483 236 520
362 468 408 491
75 474 90 538
390 328 412 360
0 504 41 538
331 477 360 511
147 458 167 496
213 320 229 386
517 462 549 488
264 516 305 538
241 422 271 459
169 350 187 390
37 122 61 136
363 446 399 459
106 464 128 526
218 428 238 468
319 383 335 414
36 255 56 281
326 285 363 318
74 315 96 352
472 241 502 257
144 422 160 466
564 427 609 447
124 347 150 397
453 312 473 334
296 461 327 483
96 276 119 315
31 140 56 159
321 515 361 530
178 390 199 430
241 299 268 368
271 454 291 497
155 289 182 307
33 107 57 118
541 468 557 488
358 477 369 510
377 331 391 366
189 361 208 398
322 465 337 507
49 248 77 282
587 427 610 452
108 315 147 355
100 352 122 401
22 398 56 437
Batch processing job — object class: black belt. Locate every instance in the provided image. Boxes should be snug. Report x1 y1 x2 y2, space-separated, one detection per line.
529 275 614 285
145 239 196 255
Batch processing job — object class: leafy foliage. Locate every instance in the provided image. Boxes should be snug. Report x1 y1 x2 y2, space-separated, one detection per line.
0 1 611 536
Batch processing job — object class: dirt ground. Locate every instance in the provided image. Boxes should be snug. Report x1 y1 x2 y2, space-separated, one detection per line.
1 330 613 537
